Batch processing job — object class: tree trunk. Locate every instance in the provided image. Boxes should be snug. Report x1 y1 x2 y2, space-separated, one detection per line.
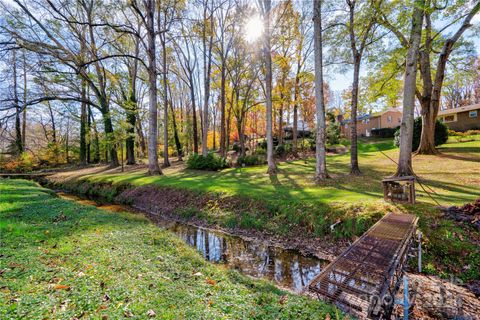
278 75 285 145
313 0 327 182
80 78 87 165
292 73 300 155
237 118 246 158
65 117 70 163
90 107 100 163
212 105 216 150
417 108 437 153
22 50 27 148
12 50 23 155
170 100 183 161
190 80 199 154
126 36 140 165
396 0 424 176
87 105 91 163
136 111 147 158
226 99 232 152
125 92 136 165
48 103 56 144
101 105 119 167
263 0 276 174
219 58 226 157
202 2 214 156
349 55 361 175
146 1 162 175
161 34 170 167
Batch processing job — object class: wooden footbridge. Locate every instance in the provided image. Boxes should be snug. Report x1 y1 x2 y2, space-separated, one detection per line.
309 212 418 319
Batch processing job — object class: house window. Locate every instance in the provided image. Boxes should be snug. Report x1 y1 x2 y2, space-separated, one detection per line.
469 110 478 118
387 115 392 123
443 114 457 123
398 118 401 123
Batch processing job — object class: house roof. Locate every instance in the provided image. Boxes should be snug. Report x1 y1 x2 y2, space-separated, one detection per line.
340 108 402 124
370 107 402 117
438 104 480 116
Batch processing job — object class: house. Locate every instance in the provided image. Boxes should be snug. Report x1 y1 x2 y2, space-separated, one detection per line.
437 103 480 132
339 108 402 139
283 120 312 139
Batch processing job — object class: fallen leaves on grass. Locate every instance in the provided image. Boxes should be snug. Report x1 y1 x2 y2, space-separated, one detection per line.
205 277 217 286
54 284 70 290
96 305 108 311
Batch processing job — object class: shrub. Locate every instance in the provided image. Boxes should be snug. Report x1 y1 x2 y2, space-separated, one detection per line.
254 148 266 156
326 113 341 145
0 153 36 173
275 144 286 156
394 117 448 151
38 142 65 166
339 138 350 146
465 129 480 136
257 140 267 150
305 138 316 151
448 130 461 136
232 142 240 153
371 127 398 138
237 154 266 167
186 153 228 171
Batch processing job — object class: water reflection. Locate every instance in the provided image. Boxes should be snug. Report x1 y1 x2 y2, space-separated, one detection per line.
170 223 323 292
57 192 325 292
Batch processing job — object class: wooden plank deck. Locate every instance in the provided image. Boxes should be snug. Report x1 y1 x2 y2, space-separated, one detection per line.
309 212 418 319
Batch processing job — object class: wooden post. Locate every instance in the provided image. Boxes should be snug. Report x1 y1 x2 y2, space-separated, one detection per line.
120 142 124 172
383 181 388 201
403 275 409 320
418 231 422 273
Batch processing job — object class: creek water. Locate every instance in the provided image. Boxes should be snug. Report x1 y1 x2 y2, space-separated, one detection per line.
57 192 326 292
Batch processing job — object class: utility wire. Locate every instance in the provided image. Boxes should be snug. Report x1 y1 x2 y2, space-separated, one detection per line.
378 149 444 207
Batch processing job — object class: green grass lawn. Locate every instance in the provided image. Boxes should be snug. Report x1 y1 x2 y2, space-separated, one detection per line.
0 179 340 319
80 139 479 207
46 139 480 283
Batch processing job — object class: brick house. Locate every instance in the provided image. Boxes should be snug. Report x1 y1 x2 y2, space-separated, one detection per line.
339 108 402 139
437 103 480 132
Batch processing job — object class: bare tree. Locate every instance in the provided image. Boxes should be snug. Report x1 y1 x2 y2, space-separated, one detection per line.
201 0 215 156
313 0 327 182
260 0 276 174
214 0 235 157
395 0 424 177
346 0 379 175
173 20 200 154
131 0 162 174
12 49 23 154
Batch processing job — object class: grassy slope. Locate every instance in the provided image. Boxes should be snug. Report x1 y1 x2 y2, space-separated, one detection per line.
83 139 479 207
0 179 340 320
72 139 480 283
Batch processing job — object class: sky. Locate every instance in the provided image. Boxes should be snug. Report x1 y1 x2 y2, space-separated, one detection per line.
3 0 479 99
329 11 480 93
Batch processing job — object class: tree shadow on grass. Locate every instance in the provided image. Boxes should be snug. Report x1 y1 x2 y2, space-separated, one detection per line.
438 147 480 163
414 178 480 204
0 180 148 244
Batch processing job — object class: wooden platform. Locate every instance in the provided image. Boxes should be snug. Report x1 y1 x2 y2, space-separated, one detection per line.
309 212 418 319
